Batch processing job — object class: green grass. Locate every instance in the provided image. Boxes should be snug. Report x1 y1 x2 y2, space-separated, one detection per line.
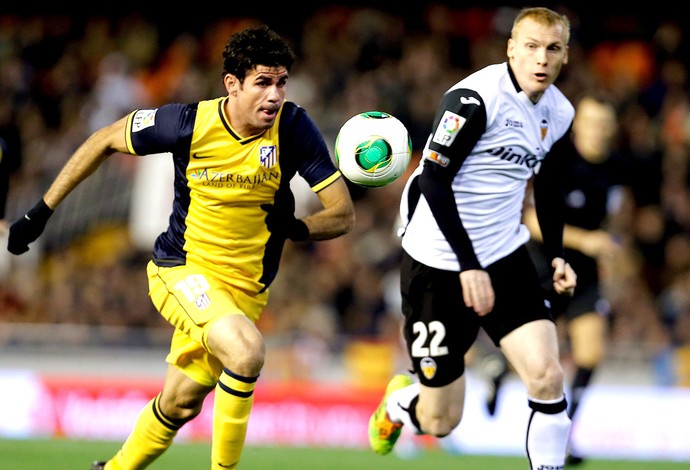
1 438 688 469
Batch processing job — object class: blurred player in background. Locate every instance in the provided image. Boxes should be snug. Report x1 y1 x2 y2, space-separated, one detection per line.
368 7 577 470
520 92 624 465
7 25 355 470
0 138 10 235
0 119 22 235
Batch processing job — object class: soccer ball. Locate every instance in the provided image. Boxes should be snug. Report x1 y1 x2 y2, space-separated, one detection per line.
334 111 412 188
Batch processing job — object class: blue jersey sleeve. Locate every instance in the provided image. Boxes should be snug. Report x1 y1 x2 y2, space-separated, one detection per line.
278 102 339 190
128 103 195 156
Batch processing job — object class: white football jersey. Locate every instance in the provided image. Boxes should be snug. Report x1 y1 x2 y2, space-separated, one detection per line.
400 62 574 271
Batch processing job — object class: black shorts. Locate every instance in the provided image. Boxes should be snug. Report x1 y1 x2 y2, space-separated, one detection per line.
527 240 606 320
400 245 553 387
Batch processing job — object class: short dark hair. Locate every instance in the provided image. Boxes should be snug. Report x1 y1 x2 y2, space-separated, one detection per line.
222 25 296 81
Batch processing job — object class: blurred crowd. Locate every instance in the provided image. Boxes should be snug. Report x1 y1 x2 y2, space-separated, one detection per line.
1 5 690 386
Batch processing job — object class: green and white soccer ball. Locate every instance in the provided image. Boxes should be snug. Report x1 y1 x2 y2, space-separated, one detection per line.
335 111 412 188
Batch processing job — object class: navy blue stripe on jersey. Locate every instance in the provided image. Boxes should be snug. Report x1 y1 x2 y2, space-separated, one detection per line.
259 102 338 290
278 102 338 188
131 103 196 266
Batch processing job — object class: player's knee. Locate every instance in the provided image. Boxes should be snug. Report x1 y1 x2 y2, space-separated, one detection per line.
210 317 266 376
223 335 265 376
420 409 462 437
424 416 460 438
524 362 564 398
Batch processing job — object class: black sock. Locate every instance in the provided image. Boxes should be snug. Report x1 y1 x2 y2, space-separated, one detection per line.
569 367 594 419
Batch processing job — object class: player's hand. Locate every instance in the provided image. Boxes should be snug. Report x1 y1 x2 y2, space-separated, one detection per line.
7 199 54 255
260 188 309 242
459 269 495 316
551 257 576 296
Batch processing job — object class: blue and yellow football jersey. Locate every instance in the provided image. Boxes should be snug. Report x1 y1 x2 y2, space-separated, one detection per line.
124 98 340 294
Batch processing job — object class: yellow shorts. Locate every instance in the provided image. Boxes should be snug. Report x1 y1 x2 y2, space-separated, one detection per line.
147 260 268 386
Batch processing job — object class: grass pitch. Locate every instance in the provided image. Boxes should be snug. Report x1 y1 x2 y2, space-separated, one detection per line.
1 438 688 469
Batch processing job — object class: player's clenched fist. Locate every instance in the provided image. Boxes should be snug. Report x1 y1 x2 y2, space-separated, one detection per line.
7 199 53 254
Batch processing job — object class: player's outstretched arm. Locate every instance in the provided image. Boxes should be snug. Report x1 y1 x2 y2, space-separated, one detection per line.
7 117 130 255
302 176 355 241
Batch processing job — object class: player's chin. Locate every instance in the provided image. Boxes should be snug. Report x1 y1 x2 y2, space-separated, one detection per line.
531 79 551 91
259 115 277 128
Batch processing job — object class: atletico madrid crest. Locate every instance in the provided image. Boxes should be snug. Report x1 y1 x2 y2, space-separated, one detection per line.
259 146 277 168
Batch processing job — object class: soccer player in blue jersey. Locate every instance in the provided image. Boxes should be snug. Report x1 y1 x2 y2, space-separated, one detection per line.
369 7 577 470
7 25 355 470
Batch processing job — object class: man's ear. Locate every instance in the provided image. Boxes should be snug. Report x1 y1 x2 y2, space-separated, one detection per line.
506 38 515 61
224 73 238 96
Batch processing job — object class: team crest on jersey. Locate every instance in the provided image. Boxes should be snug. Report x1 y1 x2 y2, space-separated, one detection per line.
259 146 277 168
540 119 548 140
433 111 465 147
420 357 437 380
194 293 211 310
131 109 157 132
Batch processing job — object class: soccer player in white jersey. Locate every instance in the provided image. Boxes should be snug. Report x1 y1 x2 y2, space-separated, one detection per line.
369 7 577 470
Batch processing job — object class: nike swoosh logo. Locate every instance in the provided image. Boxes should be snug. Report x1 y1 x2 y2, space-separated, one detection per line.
24 214 31 221
192 153 214 159
460 96 480 106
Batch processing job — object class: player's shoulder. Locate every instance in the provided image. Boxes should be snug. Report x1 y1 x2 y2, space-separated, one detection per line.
279 101 305 122
133 100 200 122
278 100 319 135
472 62 507 81
544 85 574 116
448 63 510 108
543 85 575 132
451 63 505 92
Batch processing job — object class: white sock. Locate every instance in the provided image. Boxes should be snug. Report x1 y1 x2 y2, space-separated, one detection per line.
525 395 571 470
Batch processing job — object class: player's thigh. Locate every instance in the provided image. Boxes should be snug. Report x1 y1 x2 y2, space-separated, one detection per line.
500 319 561 390
481 245 552 345
147 261 258 344
148 261 266 384
400 251 479 387
206 313 265 372
569 312 607 366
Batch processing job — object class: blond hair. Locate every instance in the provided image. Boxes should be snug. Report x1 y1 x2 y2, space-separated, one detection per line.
511 7 571 44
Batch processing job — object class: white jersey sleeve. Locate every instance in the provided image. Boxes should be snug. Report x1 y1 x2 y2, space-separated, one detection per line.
400 62 574 271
